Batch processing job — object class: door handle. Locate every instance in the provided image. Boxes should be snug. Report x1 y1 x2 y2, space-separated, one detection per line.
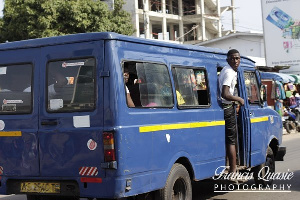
41 120 58 126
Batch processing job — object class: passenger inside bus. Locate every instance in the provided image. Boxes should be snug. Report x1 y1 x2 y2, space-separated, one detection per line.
23 71 68 100
123 67 135 107
47 72 68 99
123 61 174 108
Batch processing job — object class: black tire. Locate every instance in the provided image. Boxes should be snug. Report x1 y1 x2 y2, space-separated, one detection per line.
158 163 192 200
253 147 275 187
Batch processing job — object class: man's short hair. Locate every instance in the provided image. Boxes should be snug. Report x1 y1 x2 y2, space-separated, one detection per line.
227 49 240 58
124 66 129 73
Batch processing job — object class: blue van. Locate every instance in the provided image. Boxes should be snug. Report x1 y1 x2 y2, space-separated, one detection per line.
0 32 285 199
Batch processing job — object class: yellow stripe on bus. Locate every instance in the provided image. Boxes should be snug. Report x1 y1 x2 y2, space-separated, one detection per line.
139 120 225 133
0 131 22 137
250 116 269 123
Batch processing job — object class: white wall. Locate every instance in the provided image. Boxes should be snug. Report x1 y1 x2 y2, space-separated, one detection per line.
123 0 138 37
281 66 300 75
200 35 265 58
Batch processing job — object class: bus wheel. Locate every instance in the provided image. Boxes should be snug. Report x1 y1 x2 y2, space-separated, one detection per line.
253 147 275 187
158 163 192 200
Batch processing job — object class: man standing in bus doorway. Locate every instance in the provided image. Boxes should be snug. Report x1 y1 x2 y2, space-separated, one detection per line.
219 49 244 173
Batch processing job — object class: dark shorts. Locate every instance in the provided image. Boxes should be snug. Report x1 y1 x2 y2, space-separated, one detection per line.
223 104 237 145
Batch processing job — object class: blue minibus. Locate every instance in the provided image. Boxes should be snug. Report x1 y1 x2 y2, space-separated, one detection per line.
0 32 285 200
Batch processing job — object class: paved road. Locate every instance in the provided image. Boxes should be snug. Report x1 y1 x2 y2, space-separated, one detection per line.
192 132 300 200
1 133 300 200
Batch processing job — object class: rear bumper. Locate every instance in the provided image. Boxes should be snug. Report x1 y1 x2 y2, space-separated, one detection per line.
0 176 120 198
275 146 286 161
0 174 156 198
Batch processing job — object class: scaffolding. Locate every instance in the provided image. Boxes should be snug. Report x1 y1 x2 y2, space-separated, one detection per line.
123 0 236 44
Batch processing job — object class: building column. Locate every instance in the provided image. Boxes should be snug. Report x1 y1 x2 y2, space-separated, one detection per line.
162 0 168 40
200 0 206 41
216 0 222 37
149 20 153 39
143 0 150 39
195 0 201 41
169 0 173 14
135 0 140 37
231 0 236 33
178 0 184 43
170 24 175 40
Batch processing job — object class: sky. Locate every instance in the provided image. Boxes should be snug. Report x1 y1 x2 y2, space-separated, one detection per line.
0 0 264 32
221 0 263 32
0 0 2 17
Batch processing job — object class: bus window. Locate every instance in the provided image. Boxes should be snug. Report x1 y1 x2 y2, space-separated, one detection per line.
0 64 33 114
123 61 174 108
244 71 259 104
47 58 96 112
172 67 210 107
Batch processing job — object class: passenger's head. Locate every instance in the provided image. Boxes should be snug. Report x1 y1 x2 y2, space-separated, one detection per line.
48 67 67 87
226 49 240 72
123 67 129 84
53 72 68 87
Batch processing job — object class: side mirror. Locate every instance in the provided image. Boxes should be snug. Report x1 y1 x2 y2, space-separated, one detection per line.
260 84 267 102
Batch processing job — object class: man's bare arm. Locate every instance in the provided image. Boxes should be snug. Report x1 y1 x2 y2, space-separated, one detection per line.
222 85 244 105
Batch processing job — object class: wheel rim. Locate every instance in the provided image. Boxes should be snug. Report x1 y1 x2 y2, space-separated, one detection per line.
172 177 187 200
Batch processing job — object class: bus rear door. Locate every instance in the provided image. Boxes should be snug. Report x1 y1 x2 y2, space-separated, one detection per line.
0 48 40 178
38 41 105 181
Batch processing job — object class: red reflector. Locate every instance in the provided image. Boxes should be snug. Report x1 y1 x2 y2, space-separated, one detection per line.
80 177 102 183
103 131 116 162
104 149 116 162
103 132 114 139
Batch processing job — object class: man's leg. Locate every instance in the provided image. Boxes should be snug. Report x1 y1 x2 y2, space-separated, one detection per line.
224 106 237 173
226 144 237 173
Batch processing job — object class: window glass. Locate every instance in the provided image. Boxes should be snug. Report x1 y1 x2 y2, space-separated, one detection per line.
173 67 210 107
123 61 173 108
0 64 33 114
47 58 95 112
244 71 259 104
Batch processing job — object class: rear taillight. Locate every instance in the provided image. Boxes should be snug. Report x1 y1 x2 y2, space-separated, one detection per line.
103 131 116 162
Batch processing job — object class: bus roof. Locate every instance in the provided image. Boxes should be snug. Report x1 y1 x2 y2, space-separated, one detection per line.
0 32 254 65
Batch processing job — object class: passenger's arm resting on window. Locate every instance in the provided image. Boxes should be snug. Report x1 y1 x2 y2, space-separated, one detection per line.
222 85 244 105
127 93 135 107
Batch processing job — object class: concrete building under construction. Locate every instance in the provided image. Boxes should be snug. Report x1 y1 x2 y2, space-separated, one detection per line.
119 0 236 44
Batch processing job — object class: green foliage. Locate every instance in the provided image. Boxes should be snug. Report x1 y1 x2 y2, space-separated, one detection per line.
0 0 134 42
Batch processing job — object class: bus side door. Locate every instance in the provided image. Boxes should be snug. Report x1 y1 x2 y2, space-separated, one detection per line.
241 69 268 167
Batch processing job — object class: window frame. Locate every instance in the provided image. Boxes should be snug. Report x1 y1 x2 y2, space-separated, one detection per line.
0 62 34 115
46 57 97 113
121 60 174 109
171 65 211 109
243 70 260 105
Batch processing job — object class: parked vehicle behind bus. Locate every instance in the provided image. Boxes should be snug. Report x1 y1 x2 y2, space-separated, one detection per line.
0 32 285 200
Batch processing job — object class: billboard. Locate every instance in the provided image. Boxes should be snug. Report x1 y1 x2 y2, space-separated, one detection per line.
261 0 300 74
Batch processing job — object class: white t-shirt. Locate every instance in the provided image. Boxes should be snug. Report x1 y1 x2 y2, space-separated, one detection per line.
218 65 237 104
125 86 130 94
